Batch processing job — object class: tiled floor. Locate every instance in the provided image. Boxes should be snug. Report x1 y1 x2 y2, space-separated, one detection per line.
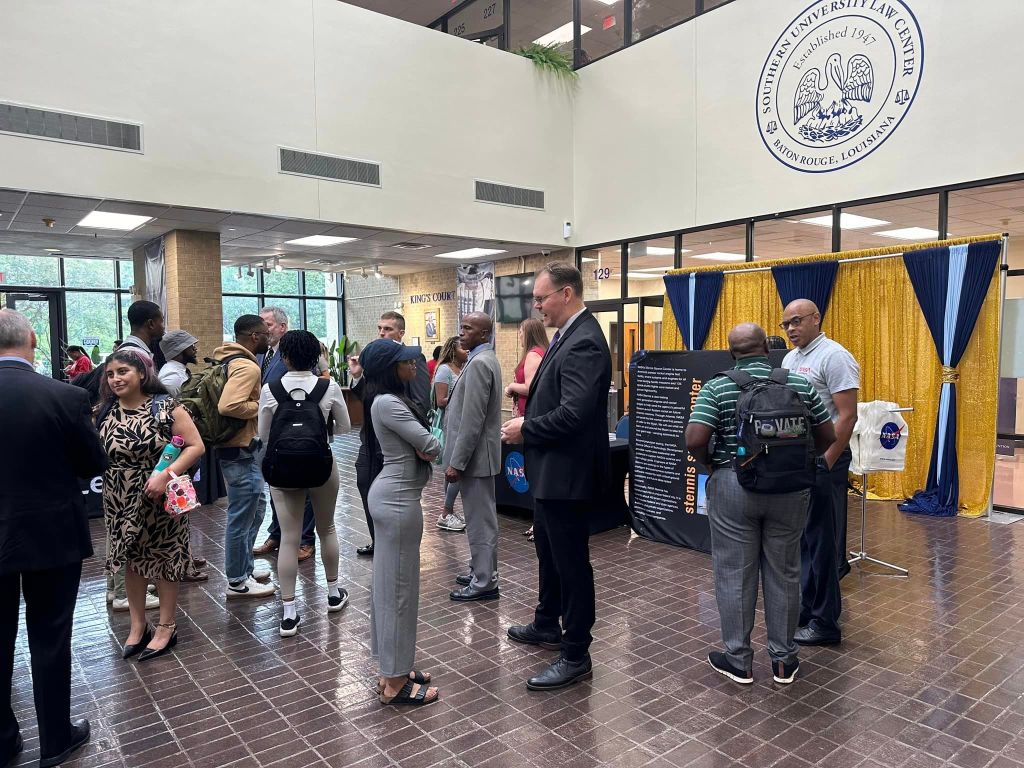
11 433 1024 767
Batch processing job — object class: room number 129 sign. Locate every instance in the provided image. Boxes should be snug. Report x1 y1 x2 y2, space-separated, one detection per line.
593 267 612 280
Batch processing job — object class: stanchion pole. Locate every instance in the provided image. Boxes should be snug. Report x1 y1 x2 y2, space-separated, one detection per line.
848 406 911 576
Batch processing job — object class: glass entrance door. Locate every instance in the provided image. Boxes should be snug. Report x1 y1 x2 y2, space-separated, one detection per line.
587 299 626 425
0 290 63 378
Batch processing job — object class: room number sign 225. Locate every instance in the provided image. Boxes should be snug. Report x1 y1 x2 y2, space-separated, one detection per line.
593 267 612 280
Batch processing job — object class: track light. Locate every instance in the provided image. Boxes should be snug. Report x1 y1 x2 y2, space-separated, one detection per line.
360 267 367 279
373 265 382 279
246 264 254 277
236 266 242 279
274 257 282 272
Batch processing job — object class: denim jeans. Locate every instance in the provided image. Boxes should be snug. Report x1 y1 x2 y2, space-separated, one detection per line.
220 446 266 584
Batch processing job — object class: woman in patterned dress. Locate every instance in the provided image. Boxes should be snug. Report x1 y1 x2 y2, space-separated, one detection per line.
98 349 204 661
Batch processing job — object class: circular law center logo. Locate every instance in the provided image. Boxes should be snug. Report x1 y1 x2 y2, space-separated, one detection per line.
756 0 924 173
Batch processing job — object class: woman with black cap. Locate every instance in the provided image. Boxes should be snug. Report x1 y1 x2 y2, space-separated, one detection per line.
360 338 442 706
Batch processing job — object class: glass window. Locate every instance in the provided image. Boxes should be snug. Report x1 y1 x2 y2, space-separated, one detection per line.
752 211 833 260
64 258 116 289
949 181 1024 271
579 0 625 64
632 0 697 43
222 296 259 341
221 264 257 294
263 298 303 330
628 237 675 297
304 270 326 297
996 273 1024 511
305 299 341 348
448 0 504 45
66 291 120 359
840 195 940 251
119 259 134 291
510 1 573 58
263 268 300 296
581 246 623 301
681 224 747 268
0 254 60 287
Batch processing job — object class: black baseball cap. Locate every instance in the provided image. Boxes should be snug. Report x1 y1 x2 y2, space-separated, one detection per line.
359 338 421 377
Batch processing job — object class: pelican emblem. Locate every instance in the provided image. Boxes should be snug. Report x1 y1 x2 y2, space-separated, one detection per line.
793 53 874 143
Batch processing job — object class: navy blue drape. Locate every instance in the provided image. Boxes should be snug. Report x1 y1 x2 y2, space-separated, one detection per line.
771 260 839 321
664 271 724 351
899 240 1001 517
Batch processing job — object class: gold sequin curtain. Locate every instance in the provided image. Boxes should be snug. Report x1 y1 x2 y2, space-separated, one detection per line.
661 236 1002 517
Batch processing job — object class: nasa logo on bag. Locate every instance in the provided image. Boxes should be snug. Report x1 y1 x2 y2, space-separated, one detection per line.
879 421 903 450
755 0 924 173
504 451 529 494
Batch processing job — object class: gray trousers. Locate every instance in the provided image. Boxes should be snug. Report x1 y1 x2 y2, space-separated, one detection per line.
461 475 499 591
707 469 810 671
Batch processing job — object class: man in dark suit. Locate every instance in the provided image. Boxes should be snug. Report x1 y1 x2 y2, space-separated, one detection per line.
346 311 430 556
501 262 612 691
0 309 107 767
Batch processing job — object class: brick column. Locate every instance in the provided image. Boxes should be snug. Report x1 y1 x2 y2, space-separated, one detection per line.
134 230 222 360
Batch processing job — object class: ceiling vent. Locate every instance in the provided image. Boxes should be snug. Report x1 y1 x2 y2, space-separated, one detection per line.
279 147 381 187
392 242 431 250
475 179 544 210
0 101 142 152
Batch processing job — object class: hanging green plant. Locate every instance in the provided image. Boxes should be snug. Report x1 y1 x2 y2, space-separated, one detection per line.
514 43 577 80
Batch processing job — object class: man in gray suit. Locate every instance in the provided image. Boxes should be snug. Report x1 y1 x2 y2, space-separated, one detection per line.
444 312 503 602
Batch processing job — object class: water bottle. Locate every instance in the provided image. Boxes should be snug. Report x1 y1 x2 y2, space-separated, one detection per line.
152 435 185 476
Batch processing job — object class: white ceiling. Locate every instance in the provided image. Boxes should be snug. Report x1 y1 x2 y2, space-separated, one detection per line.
0 188 557 275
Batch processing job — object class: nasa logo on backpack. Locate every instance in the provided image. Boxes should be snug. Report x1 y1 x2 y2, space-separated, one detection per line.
879 421 903 450
755 0 924 173
504 451 529 494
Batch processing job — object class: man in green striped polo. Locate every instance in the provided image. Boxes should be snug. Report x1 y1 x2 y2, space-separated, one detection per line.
686 323 835 686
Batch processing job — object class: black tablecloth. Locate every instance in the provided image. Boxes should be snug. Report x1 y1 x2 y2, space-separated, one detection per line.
495 439 630 535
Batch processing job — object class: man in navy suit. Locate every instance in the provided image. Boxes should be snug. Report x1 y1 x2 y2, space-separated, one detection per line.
0 310 107 767
252 306 317 560
501 262 612 691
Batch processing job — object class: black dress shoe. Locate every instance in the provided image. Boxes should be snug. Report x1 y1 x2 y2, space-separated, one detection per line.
122 625 153 659
526 655 592 691
357 543 374 557
39 719 89 768
137 631 178 662
794 625 841 646
507 624 562 651
2 733 22 765
450 585 499 602
454 574 472 586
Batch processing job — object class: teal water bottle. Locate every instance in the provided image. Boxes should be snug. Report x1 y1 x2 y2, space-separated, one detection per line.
152 435 185 476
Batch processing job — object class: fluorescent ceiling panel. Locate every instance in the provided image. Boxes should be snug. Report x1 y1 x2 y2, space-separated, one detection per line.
799 213 891 229
534 22 591 46
434 247 507 260
626 272 665 279
284 235 359 247
874 227 941 240
691 252 746 261
76 211 153 230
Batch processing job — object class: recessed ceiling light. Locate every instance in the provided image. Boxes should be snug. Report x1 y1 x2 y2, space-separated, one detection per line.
44 248 62 253
691 252 746 261
639 246 675 256
799 213 891 229
636 266 671 272
284 235 359 247
593 0 619 4
874 227 941 240
434 247 507 260
626 272 665 280
581 257 597 263
534 21 590 46
76 211 153 230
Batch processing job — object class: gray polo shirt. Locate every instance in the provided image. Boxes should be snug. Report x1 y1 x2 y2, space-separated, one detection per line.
782 333 859 422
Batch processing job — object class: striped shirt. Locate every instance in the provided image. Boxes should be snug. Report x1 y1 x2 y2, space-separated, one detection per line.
690 357 830 466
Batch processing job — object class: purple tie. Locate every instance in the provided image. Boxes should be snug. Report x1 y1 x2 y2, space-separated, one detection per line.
549 330 561 349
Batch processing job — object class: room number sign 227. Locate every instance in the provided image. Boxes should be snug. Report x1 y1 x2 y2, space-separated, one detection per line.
593 267 612 280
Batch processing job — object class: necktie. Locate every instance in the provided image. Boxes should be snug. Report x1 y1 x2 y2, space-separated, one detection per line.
261 349 274 377
549 330 561 349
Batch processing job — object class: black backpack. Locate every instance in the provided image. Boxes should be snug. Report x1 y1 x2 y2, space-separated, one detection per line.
719 368 816 494
261 379 334 489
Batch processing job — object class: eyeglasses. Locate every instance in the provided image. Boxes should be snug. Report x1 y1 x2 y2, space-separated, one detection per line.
779 313 816 330
251 330 269 339
532 288 564 306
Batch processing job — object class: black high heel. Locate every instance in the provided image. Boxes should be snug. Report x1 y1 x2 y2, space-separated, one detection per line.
137 623 177 662
122 625 153 659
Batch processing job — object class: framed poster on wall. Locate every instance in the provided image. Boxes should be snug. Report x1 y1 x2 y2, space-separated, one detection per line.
424 309 439 342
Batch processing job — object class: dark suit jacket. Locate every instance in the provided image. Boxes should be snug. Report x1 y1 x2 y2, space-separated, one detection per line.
257 349 288 386
521 310 612 500
0 359 108 575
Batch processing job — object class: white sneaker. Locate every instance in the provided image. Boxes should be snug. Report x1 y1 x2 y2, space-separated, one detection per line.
227 577 276 599
252 568 272 582
111 594 160 611
436 513 466 532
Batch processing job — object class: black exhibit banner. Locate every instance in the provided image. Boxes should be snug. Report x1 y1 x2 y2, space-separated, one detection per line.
629 349 786 553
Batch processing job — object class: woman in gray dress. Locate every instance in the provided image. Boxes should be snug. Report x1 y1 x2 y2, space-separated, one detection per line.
360 339 442 706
